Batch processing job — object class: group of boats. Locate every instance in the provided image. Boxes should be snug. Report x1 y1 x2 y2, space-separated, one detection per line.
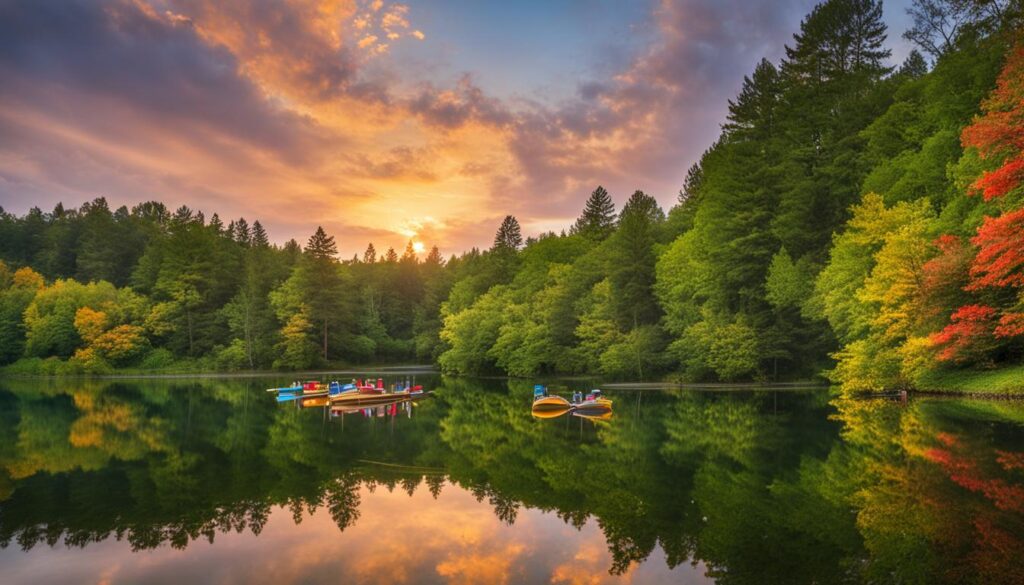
532 385 613 420
266 378 430 413
268 379 611 421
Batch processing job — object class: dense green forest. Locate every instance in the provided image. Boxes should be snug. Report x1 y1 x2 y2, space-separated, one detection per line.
0 0 1022 391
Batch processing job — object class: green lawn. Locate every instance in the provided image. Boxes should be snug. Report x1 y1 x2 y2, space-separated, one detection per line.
915 364 1024 395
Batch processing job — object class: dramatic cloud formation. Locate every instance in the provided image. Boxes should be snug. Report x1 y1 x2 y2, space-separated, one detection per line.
0 0 913 256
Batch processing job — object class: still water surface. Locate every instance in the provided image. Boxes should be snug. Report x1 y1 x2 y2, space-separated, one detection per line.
0 375 1022 584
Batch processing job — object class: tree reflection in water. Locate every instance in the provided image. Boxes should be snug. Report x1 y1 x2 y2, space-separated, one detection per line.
0 376 1021 584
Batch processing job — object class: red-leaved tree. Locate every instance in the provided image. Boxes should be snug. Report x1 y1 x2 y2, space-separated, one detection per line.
931 305 1001 363
930 42 1024 363
967 208 1024 291
961 43 1024 194
920 235 974 324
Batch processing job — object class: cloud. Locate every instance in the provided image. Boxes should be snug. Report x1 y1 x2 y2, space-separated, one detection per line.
0 0 845 257
498 0 816 218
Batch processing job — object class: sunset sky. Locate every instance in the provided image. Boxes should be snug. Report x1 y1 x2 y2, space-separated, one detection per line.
0 0 915 257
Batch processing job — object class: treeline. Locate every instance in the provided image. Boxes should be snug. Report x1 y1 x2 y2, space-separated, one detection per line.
435 0 1024 389
1 0 1022 389
0 202 453 372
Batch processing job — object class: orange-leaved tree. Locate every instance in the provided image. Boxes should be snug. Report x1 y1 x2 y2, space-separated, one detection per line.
932 42 1024 363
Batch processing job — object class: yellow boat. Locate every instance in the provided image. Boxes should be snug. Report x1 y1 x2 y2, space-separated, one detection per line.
531 404 571 419
532 395 571 410
299 395 331 408
532 394 572 418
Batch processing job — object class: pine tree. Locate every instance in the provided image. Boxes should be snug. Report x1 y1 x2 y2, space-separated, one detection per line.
680 163 703 203
492 215 523 250
571 186 616 241
301 226 343 360
424 245 443 266
402 241 418 263
251 221 269 248
234 218 251 246
724 59 781 141
898 49 929 78
363 243 377 264
608 191 664 329
306 226 337 259
384 247 398 263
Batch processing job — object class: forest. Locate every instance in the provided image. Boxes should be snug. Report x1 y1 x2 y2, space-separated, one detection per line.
0 0 1022 392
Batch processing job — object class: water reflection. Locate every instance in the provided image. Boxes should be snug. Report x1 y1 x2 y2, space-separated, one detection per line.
0 376 1021 584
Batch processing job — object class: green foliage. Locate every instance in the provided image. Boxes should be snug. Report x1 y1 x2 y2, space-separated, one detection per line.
676 313 761 381
607 191 664 330
274 310 318 370
765 247 812 311
0 1 1019 385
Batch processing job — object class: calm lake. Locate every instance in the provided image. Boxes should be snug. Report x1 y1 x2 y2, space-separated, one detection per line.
0 374 1022 584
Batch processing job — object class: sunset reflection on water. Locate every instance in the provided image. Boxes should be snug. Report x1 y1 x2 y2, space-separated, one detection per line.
0 481 708 585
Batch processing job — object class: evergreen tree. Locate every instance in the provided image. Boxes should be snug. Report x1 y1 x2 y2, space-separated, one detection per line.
300 226 345 361
401 241 418 263
363 243 377 264
724 59 781 141
233 218 251 246
571 186 616 241
425 246 443 266
608 191 664 329
251 221 269 248
492 215 523 250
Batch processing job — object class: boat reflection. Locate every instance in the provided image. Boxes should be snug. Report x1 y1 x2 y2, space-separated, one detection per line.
572 410 613 422
531 384 613 420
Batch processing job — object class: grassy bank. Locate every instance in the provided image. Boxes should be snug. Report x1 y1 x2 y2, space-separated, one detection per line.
915 364 1024 395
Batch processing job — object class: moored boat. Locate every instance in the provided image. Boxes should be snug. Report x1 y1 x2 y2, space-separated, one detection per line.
330 390 430 407
531 385 571 416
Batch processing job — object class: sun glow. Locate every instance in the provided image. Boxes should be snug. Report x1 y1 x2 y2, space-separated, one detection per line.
412 241 425 253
